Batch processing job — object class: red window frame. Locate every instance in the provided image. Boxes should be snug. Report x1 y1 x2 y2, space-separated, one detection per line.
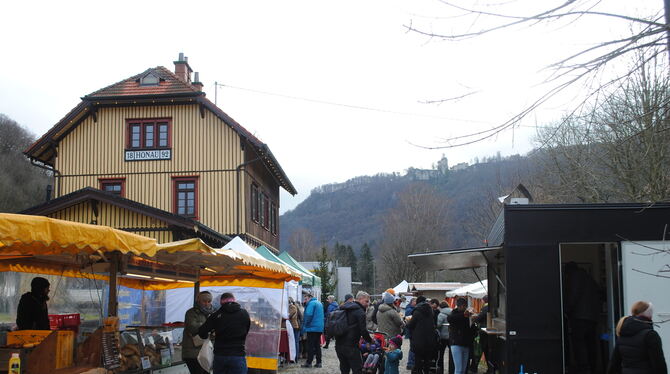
172 176 199 219
99 178 126 197
126 118 172 150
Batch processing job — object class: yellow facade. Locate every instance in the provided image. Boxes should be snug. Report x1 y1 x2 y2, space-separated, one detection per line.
54 104 245 237
46 201 172 243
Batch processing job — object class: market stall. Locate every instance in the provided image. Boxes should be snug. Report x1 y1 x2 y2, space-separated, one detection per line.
0 213 300 373
445 280 488 311
276 251 321 299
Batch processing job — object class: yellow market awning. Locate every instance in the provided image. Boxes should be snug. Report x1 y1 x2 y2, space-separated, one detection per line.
0 214 300 289
0 213 156 256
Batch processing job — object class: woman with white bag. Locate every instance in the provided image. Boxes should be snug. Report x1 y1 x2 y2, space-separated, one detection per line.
183 291 214 374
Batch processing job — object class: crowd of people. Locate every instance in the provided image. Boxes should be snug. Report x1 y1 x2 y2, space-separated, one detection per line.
172 282 666 374
282 288 492 374
283 289 666 374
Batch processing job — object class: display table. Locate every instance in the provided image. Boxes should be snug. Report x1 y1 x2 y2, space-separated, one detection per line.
279 329 289 354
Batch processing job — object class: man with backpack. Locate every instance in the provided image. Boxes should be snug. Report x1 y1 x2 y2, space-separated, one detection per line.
329 290 373 374
323 295 339 349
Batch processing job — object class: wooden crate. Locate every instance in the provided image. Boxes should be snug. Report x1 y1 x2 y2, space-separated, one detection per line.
55 330 75 369
7 330 52 347
19 330 75 373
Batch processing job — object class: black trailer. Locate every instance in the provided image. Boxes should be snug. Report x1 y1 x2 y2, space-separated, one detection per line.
409 202 670 374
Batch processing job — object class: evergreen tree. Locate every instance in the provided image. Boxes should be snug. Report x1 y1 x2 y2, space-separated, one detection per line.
358 243 374 292
314 246 336 304
345 245 357 281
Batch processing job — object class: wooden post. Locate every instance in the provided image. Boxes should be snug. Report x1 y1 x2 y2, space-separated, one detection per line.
108 252 119 317
193 268 201 306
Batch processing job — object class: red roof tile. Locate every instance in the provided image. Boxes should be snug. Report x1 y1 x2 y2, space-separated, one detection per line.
86 66 200 98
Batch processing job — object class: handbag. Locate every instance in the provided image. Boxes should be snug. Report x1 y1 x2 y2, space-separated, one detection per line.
197 338 214 372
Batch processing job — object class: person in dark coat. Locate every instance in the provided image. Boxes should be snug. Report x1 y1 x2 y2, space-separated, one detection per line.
471 295 493 373
198 293 251 374
324 295 339 349
335 291 373 374
16 277 51 330
407 296 438 374
564 262 601 374
183 291 214 374
448 298 474 374
430 299 440 325
608 301 667 374
404 298 417 370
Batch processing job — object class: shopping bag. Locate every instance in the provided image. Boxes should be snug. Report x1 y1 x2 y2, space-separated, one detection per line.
197 338 214 372
192 334 205 347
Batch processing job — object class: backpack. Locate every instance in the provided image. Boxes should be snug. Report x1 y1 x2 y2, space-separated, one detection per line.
325 309 350 338
371 302 380 325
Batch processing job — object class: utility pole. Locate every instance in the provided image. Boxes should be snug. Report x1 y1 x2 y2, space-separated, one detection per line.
214 81 218 106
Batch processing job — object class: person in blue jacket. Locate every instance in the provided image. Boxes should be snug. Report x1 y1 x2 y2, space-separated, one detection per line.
301 292 325 368
323 295 339 349
384 335 404 374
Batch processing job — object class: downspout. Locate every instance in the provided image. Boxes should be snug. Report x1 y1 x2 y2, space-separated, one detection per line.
236 156 262 236
30 157 62 198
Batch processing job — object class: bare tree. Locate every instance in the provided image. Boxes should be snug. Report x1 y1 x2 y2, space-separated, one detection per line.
534 53 670 203
0 114 51 212
378 183 450 286
406 0 669 148
287 227 319 261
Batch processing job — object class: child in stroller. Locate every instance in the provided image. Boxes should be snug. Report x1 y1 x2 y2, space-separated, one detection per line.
360 332 388 374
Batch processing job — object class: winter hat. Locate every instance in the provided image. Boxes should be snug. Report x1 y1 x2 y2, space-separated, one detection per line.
390 335 403 349
385 288 396 296
640 302 654 320
383 292 395 305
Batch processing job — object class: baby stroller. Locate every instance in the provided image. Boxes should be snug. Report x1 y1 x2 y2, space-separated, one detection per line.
360 331 389 374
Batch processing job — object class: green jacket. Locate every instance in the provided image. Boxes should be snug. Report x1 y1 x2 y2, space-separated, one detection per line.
376 303 403 338
182 306 210 359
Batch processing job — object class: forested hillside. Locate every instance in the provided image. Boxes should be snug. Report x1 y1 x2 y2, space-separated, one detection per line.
0 114 51 212
280 153 539 256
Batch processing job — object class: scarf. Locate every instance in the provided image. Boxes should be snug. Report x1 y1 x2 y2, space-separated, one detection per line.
199 304 214 315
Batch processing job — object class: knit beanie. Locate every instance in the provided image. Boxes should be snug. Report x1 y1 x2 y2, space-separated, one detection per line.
382 292 395 305
390 336 403 349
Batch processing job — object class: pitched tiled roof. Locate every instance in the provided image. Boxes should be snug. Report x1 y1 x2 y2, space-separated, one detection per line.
24 65 297 195
85 66 201 98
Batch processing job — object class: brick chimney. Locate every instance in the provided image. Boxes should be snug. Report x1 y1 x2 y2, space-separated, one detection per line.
192 72 203 91
173 52 192 83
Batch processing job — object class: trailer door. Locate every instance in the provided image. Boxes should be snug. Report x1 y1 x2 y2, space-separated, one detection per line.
621 241 670 365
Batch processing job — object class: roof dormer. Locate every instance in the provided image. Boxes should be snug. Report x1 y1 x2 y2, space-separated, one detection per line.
138 72 162 86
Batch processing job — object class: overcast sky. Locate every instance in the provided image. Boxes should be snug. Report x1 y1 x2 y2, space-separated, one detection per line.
0 0 661 213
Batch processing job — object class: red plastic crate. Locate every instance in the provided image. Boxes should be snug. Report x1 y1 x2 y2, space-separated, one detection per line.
49 314 81 331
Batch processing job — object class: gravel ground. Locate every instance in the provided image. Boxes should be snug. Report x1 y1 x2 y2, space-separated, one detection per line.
279 338 413 374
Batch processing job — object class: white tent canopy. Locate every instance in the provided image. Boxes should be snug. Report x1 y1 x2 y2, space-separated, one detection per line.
393 280 409 295
446 280 488 299
220 236 265 260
